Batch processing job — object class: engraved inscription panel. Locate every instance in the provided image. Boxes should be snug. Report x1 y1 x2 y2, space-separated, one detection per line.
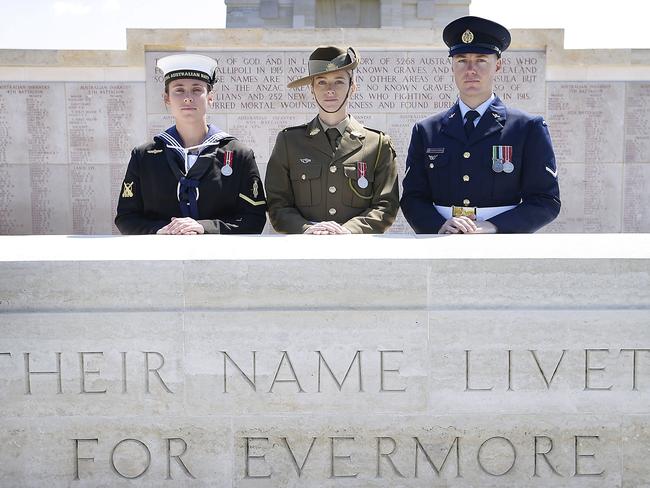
145 50 546 164
0 164 31 234
625 82 650 163
0 82 145 235
0 83 67 166
544 82 631 233
30 164 72 234
546 82 625 164
66 83 146 165
623 164 650 232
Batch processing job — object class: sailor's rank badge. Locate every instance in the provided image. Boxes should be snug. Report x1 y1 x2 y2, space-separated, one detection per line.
146 149 163 154
122 181 134 198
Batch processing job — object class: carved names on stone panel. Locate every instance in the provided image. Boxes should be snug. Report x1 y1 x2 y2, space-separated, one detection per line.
545 82 627 233
65 83 146 234
0 82 147 235
30 164 72 234
544 161 624 234
71 164 113 234
0 83 68 234
547 82 625 165
0 164 31 234
620 85 646 228
625 82 650 164
66 83 146 165
623 164 650 232
0 83 68 166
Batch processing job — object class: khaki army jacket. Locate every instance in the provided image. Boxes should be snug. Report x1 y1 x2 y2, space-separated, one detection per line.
265 116 399 233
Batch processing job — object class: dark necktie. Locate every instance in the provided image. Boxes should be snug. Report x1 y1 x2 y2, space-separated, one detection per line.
326 128 340 152
464 110 480 138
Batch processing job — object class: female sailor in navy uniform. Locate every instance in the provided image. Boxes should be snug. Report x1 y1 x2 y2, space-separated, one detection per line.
115 54 266 235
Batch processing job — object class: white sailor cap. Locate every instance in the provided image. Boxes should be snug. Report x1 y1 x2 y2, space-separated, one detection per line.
156 54 217 86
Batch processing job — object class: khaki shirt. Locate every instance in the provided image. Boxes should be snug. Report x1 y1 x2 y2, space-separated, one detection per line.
265 116 400 234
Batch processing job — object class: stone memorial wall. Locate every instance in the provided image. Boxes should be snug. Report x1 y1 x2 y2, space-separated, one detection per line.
0 81 145 234
1 233 649 486
0 29 649 234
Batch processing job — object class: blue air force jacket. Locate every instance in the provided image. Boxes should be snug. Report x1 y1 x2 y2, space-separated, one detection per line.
400 97 560 233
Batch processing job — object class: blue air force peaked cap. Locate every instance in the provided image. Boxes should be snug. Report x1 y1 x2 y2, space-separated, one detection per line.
443 16 511 57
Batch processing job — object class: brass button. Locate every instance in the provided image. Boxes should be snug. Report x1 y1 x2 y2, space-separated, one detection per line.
463 151 470 159
329 165 337 173
301 174 306 180
329 208 337 215
429 163 434 169
463 198 470 206
329 186 336 194
463 175 470 182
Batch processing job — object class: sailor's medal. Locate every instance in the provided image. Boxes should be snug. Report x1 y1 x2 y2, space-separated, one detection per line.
222 150 233 176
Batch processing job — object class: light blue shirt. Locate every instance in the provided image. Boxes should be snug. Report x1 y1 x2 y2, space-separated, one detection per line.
458 94 496 127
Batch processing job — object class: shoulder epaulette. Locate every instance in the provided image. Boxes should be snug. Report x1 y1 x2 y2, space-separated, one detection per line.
283 123 308 132
363 126 386 136
137 140 163 154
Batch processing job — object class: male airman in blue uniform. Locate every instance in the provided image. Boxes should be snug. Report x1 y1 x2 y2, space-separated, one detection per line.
401 16 560 234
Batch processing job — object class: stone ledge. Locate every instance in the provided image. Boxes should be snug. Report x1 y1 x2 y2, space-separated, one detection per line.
2 234 650 262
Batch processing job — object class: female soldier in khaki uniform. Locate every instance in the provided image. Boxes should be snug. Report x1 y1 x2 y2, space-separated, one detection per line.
265 46 399 234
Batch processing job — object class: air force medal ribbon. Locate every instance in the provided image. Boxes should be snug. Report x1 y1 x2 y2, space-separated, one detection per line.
492 145 513 173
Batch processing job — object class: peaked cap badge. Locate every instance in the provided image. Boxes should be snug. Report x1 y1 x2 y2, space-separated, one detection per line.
462 29 474 44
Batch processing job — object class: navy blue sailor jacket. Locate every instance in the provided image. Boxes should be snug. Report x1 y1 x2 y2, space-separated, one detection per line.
115 125 266 234
400 97 561 233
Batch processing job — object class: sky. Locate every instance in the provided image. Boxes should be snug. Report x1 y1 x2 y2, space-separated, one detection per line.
0 0 647 51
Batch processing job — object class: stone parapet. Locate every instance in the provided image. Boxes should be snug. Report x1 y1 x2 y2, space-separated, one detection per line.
1 234 649 485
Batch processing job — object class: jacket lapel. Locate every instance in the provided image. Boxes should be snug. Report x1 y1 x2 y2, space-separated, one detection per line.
468 97 507 145
440 104 465 144
305 117 334 159
333 116 364 162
